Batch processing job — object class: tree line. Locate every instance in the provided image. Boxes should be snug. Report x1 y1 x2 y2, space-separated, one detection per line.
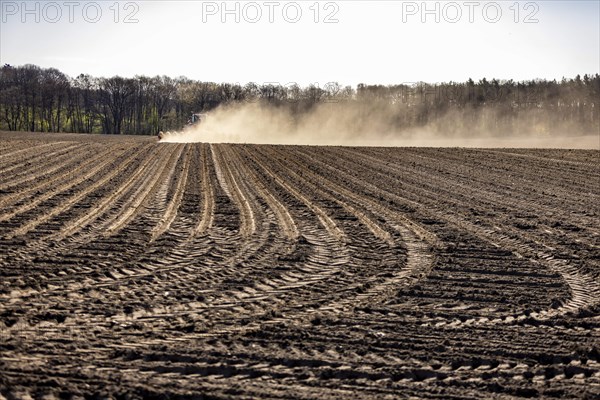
0 63 598 136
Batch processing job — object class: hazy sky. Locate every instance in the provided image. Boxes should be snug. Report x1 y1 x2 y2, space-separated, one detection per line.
1 0 598 85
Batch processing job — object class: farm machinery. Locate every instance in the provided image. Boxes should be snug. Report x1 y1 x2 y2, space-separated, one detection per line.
158 112 208 141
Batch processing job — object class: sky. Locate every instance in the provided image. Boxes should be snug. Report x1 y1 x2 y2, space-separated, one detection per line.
0 0 598 86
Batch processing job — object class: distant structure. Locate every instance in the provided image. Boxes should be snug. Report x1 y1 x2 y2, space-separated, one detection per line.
157 112 208 141
188 113 208 126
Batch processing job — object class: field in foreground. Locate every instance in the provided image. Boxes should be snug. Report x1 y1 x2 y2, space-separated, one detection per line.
0 132 599 399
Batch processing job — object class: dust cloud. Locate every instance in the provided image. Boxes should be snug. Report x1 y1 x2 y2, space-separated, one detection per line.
159 101 599 149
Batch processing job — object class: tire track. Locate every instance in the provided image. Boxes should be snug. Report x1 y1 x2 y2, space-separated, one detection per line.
150 144 192 241
0 142 84 188
0 149 93 208
171 146 388 327
0 145 203 306
1 135 599 400
260 146 436 308
53 145 162 240
210 144 256 237
0 141 63 163
278 146 439 246
245 147 344 242
114 144 351 326
225 145 299 240
195 143 215 234
0 145 157 274
1 145 144 237
365 150 599 320
104 144 183 236
326 147 597 322
3 145 272 318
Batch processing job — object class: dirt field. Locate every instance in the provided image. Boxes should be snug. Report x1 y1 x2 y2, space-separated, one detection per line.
0 132 599 399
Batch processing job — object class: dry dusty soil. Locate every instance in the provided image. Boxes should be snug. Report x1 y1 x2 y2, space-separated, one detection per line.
0 131 599 399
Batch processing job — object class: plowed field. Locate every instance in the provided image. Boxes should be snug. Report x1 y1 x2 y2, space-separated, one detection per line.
1 132 599 399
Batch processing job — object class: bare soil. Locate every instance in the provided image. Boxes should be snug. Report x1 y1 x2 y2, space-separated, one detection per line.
1 132 599 399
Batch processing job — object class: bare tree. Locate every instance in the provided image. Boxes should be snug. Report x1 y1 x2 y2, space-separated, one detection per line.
99 76 136 134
